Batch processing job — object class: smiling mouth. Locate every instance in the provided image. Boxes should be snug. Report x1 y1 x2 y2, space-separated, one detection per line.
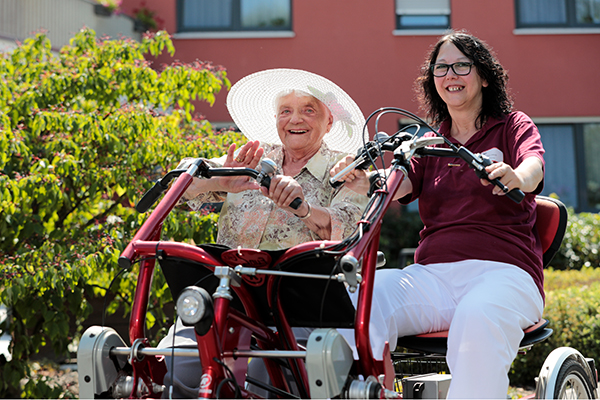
289 130 307 134
447 86 464 92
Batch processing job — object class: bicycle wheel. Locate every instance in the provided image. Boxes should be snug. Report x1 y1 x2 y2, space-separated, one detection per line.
553 358 596 399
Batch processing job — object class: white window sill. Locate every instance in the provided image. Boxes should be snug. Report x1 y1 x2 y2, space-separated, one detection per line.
532 116 600 124
513 27 600 35
173 31 295 39
393 29 449 36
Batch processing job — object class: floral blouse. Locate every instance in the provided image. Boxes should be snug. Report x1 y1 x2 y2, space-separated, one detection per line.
182 142 369 250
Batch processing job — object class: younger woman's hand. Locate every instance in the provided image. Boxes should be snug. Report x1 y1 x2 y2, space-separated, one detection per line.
481 162 517 196
330 155 371 196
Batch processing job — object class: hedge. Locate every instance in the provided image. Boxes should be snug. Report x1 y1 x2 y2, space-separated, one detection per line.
0 29 244 398
510 267 600 387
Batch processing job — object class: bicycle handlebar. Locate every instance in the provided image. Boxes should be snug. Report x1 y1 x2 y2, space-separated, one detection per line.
135 159 302 213
135 169 188 213
417 146 525 203
329 133 525 204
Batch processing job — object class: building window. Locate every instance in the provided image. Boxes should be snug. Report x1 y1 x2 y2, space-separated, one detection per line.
516 0 600 28
177 0 292 32
395 0 451 30
539 122 600 212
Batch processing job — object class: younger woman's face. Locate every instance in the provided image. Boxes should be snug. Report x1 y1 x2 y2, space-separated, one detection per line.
433 41 488 114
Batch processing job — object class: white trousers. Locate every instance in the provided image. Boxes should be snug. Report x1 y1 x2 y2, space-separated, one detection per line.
341 259 544 399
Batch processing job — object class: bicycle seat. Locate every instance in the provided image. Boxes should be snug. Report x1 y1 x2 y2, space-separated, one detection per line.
159 242 356 328
396 318 553 355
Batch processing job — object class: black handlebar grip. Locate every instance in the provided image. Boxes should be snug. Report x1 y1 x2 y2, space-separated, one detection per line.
136 181 168 213
289 197 302 210
506 188 525 204
490 177 525 204
259 175 302 210
472 153 525 204
330 179 345 189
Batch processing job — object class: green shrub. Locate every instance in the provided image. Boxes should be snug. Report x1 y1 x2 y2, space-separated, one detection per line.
0 29 244 398
550 209 600 270
509 267 600 387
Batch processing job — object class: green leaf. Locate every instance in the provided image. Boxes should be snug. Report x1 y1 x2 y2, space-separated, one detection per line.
1 27 237 398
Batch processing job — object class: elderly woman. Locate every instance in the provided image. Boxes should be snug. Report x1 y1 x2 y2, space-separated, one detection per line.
332 31 545 399
159 68 369 398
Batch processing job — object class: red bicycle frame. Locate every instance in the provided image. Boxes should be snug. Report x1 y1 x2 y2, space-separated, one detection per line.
116 156 409 398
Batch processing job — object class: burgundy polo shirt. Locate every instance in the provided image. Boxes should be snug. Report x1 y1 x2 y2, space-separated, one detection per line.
400 111 546 298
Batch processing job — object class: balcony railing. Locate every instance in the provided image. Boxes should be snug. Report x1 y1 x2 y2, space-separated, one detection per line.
0 0 141 51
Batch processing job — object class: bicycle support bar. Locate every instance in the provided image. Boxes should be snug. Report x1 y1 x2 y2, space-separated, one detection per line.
346 165 409 378
112 347 306 359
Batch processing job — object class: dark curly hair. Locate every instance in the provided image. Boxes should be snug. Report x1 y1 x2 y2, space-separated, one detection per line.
415 30 513 129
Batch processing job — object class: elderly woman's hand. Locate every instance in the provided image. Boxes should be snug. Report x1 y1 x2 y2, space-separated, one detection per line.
211 141 264 193
184 141 265 199
261 175 304 212
225 140 264 169
330 155 371 196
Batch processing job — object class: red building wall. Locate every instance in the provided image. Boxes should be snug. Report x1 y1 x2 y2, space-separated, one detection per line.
122 0 600 136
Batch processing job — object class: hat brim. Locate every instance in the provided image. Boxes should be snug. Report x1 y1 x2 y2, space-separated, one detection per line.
226 68 368 154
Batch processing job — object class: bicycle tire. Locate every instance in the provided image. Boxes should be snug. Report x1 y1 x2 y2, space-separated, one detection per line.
553 358 596 399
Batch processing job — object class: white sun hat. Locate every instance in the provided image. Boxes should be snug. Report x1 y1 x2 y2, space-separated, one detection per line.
226 68 368 154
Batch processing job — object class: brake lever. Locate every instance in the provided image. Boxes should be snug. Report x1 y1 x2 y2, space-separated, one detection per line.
396 137 446 161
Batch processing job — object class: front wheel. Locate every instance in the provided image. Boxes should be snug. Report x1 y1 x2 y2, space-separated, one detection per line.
553 358 596 399
536 347 597 399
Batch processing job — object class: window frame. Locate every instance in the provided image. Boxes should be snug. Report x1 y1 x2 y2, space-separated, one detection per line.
176 0 293 33
394 0 451 31
515 0 600 29
538 121 600 212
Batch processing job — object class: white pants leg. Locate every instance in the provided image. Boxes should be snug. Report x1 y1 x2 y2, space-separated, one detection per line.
444 261 543 399
157 319 201 399
342 260 543 399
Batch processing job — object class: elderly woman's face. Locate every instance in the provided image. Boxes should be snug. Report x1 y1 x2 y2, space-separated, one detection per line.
275 93 333 155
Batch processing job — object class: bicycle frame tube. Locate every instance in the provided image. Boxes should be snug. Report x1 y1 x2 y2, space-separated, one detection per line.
129 234 161 344
119 170 195 268
227 309 292 392
273 287 310 398
119 169 210 397
196 314 227 398
350 166 407 378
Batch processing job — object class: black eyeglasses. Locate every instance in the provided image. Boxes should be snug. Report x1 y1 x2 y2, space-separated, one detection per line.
430 62 474 77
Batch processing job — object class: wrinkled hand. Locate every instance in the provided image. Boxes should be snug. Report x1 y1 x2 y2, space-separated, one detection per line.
260 175 305 213
181 141 265 200
213 141 264 193
225 140 263 169
330 155 371 196
481 161 522 196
